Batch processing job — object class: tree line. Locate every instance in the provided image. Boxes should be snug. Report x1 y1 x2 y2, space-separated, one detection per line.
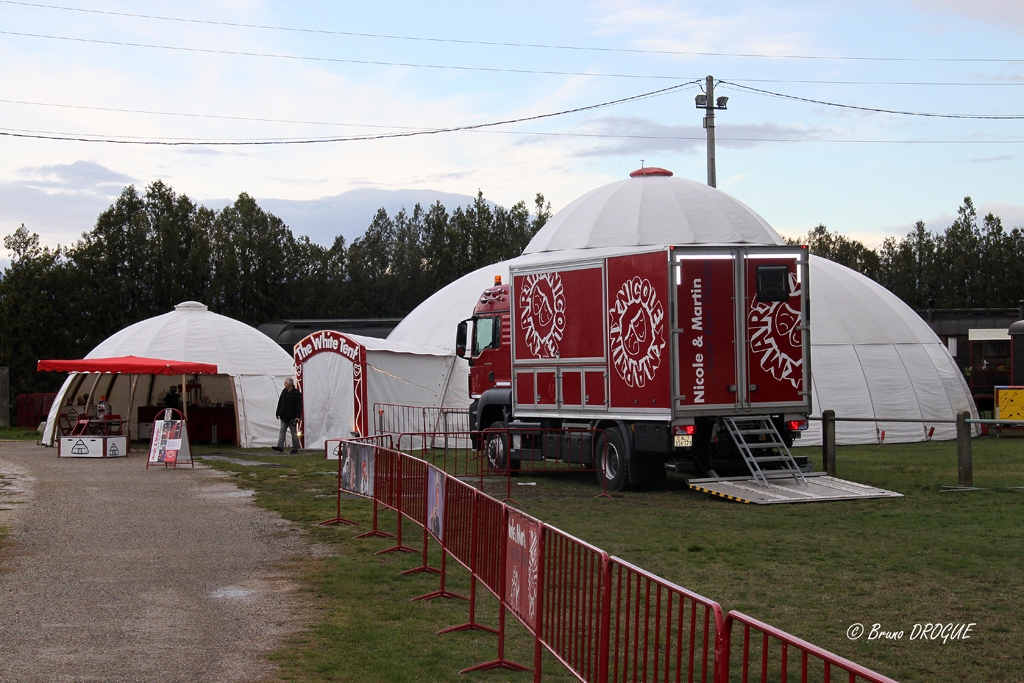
0 181 551 398
791 197 1024 310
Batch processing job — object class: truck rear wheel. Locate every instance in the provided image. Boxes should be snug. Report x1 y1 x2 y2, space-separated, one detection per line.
596 427 628 492
485 420 519 472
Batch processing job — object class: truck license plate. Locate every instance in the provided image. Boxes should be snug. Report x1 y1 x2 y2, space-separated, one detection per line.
674 435 693 448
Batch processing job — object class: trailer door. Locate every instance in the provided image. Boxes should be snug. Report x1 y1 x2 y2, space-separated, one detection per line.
672 251 739 413
743 248 809 409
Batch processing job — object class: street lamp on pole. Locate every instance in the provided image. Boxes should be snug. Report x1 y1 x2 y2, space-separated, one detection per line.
695 75 728 188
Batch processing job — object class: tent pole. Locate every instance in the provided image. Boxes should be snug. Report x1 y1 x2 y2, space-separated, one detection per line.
127 374 137 451
85 373 102 415
181 374 187 422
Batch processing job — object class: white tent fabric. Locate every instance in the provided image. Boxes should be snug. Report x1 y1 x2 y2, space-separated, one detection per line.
295 332 455 449
802 257 975 444
390 171 976 445
302 351 355 449
42 301 295 447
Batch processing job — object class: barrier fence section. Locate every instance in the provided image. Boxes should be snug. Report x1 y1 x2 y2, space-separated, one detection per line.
374 402 471 446
608 557 722 683
720 612 900 683
321 439 897 683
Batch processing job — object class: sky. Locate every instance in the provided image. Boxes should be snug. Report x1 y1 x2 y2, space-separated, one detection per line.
1 0 1022 257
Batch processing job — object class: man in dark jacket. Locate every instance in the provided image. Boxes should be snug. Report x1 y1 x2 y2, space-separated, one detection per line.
273 378 302 453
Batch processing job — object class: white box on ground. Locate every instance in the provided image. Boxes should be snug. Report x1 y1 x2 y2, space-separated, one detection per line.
59 436 128 458
104 437 126 457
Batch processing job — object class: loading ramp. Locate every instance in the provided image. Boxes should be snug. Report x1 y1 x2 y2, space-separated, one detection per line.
688 471 903 504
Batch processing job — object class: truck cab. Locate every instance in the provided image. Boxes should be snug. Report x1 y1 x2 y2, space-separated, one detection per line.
456 278 513 431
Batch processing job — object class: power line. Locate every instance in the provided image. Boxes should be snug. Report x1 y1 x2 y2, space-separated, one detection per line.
2 0 1022 64
0 80 701 145
719 81 1024 120
3 122 1022 146
0 98 418 130
0 30 697 80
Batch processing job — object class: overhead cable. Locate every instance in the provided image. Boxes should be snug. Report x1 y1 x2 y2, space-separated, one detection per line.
2 0 1022 63
719 81 1024 120
0 30 697 80
0 80 700 145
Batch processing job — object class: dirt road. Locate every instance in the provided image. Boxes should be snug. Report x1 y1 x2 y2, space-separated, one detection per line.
0 441 313 682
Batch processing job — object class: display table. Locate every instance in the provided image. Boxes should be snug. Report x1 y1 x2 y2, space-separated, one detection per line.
138 406 236 444
59 435 127 458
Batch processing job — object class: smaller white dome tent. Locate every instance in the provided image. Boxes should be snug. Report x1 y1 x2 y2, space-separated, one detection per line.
390 170 977 445
42 302 295 448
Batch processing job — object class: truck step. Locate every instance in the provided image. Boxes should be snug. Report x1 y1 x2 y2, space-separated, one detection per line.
721 416 806 487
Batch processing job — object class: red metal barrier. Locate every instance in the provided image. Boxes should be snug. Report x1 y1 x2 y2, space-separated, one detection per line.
17 392 56 429
373 448 416 554
317 438 898 683
537 526 610 683
461 501 531 675
608 557 723 683
720 612 900 683
438 479 497 634
374 402 470 440
395 430 480 479
398 455 438 575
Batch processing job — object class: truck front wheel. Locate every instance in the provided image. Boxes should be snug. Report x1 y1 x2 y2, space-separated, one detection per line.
596 427 628 492
485 420 519 472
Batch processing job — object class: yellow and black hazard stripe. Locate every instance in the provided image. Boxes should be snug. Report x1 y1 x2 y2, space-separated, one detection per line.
687 483 753 504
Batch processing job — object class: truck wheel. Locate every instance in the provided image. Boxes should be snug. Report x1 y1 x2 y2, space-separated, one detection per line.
596 427 628 492
485 420 519 472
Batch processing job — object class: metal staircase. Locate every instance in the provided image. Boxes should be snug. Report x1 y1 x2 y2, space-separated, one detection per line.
721 416 806 487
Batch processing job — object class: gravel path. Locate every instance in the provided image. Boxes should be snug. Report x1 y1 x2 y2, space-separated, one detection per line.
0 441 315 683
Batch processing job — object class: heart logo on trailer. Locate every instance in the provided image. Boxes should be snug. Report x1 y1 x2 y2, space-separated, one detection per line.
519 272 565 358
609 277 666 388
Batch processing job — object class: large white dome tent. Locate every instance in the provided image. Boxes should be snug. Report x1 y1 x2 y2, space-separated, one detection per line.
389 168 976 445
42 301 295 448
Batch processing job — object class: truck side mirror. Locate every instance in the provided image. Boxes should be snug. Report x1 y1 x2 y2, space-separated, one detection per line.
456 320 468 358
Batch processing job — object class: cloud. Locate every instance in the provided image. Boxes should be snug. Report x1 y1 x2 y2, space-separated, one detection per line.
14 160 134 194
588 0 813 55
907 0 1024 31
565 116 824 157
962 155 1014 164
0 161 136 249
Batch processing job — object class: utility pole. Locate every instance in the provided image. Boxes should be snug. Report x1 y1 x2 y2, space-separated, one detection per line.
695 75 727 188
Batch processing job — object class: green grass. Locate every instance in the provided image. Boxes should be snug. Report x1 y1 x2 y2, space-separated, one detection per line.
0 425 42 440
195 438 1024 683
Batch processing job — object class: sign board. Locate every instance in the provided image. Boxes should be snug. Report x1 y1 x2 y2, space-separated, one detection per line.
505 508 541 632
996 386 1024 421
149 419 191 466
339 441 374 497
58 436 127 458
426 465 445 541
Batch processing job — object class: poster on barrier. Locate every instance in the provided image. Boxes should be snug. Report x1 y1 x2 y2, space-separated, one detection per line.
340 442 375 497
426 465 445 541
506 508 541 632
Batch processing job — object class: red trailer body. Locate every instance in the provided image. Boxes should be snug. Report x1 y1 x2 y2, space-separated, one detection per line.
457 245 811 489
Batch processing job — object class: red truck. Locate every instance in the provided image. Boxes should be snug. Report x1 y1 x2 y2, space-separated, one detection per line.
456 245 811 490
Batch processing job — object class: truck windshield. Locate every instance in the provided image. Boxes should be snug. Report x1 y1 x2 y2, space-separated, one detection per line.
472 317 498 357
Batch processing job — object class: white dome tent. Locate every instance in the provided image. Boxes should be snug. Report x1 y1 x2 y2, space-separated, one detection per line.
390 170 976 445
42 302 295 448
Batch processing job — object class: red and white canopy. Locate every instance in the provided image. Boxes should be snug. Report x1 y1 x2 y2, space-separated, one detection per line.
38 356 218 376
